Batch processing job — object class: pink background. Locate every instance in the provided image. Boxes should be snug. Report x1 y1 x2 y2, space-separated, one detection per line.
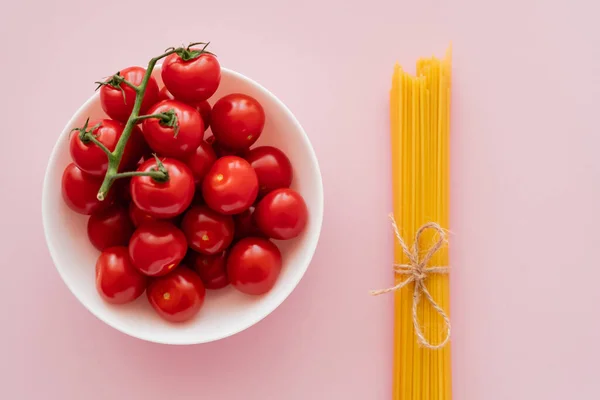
2 0 599 398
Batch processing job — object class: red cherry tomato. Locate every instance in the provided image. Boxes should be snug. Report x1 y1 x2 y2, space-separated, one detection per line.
202 156 258 215
61 163 114 215
87 205 134 251
181 205 234 255
69 119 145 176
189 251 229 289
254 188 308 240
185 141 217 186
211 93 265 150
158 87 211 131
141 100 204 159
130 157 195 218
227 237 282 295
128 221 187 276
147 267 206 323
245 146 293 197
100 66 159 123
233 206 263 240
95 246 147 304
161 48 221 103
69 119 120 177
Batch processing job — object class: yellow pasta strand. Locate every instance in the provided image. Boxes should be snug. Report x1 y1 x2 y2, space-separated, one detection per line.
389 46 452 400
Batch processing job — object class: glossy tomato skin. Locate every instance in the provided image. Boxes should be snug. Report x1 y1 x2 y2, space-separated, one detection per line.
100 66 159 123
227 237 282 295
254 188 308 240
130 158 195 218
233 206 263 240
95 246 147 304
189 251 229 289
158 87 211 131
87 205 134 251
61 163 114 215
69 119 145 176
181 205 234 255
161 51 221 103
185 141 217 186
210 93 265 150
147 267 206 323
128 221 187 276
245 146 293 197
142 100 204 159
202 156 258 215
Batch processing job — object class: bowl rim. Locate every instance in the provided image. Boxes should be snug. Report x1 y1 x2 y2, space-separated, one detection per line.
42 66 324 345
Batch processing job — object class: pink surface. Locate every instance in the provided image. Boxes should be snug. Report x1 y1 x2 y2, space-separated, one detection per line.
2 0 599 398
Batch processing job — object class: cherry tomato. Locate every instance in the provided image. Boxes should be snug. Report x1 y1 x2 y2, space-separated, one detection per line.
233 206 263 240
141 100 204 159
147 267 206 323
130 157 195 218
87 205 134 251
189 251 229 289
185 141 217 186
181 205 234 255
227 237 282 295
254 188 308 240
158 87 211 131
202 156 258 215
99 66 159 123
245 146 293 197
128 221 187 276
61 163 114 215
95 246 147 304
69 119 145 176
210 93 265 150
161 48 221 103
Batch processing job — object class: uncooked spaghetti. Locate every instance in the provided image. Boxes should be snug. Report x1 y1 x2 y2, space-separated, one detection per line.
375 46 452 399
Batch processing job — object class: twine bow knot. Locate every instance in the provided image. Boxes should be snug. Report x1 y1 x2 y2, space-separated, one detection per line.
371 214 452 350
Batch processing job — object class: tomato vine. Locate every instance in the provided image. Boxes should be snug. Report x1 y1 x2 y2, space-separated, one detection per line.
92 43 209 200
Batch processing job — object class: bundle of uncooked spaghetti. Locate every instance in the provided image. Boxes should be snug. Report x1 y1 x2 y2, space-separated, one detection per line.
372 46 452 399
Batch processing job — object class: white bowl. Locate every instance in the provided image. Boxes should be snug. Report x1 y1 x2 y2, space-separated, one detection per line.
42 66 324 345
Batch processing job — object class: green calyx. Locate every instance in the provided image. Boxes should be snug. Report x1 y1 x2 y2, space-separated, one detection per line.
151 154 170 182
71 118 101 144
175 42 214 61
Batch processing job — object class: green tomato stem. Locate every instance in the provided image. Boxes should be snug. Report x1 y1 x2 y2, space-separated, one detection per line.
95 48 181 201
85 135 113 158
111 169 169 182
119 78 139 92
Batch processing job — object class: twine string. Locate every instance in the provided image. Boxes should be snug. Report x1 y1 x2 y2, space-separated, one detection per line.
370 214 451 350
